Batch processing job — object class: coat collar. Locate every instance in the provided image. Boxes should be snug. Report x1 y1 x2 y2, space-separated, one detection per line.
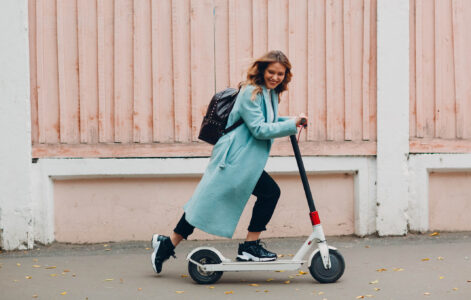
261 85 278 123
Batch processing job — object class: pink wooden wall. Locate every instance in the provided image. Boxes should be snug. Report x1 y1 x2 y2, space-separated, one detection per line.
410 0 471 153
29 0 377 158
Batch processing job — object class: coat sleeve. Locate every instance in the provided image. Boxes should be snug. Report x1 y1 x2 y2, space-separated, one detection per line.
238 86 297 140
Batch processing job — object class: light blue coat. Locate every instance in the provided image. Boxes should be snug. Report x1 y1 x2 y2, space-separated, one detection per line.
183 84 298 238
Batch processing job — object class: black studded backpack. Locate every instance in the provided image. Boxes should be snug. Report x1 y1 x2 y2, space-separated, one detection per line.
198 87 244 145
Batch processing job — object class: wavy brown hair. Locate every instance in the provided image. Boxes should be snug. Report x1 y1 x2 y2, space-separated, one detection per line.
240 50 292 101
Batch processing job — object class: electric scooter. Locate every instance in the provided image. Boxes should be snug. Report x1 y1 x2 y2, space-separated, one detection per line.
186 134 346 284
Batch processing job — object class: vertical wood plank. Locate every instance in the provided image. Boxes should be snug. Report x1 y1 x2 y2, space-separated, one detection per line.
415 0 435 138
362 0 371 140
326 0 345 141
36 0 60 143
288 0 308 140
369 0 377 141
344 0 352 141
214 0 230 91
434 0 456 139
452 0 471 139
114 0 134 143
78 0 99 144
268 0 289 115
152 0 175 142
190 0 216 141
252 0 268 59
308 0 327 141
133 0 153 143
29 0 39 144
344 0 363 141
172 0 192 142
229 0 253 87
97 0 115 143
409 0 416 138
57 0 80 144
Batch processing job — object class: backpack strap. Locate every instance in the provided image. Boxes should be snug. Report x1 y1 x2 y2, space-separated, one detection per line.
222 118 244 135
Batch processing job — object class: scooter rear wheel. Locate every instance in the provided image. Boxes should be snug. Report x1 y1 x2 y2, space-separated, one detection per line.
188 249 223 284
309 249 345 283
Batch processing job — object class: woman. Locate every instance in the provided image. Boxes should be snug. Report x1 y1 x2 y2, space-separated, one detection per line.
151 50 308 274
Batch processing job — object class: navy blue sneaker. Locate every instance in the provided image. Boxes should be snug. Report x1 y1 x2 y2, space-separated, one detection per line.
151 234 175 273
236 240 277 262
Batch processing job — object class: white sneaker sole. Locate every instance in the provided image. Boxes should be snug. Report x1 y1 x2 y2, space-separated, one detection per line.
151 234 161 273
237 252 276 262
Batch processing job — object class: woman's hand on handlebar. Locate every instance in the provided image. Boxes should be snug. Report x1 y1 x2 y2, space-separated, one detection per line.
295 114 308 127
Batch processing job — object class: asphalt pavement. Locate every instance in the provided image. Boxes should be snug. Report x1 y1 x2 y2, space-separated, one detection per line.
1 232 470 300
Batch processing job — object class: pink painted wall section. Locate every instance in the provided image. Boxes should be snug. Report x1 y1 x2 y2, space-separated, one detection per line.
29 0 377 158
54 174 354 243
429 172 471 231
410 0 471 153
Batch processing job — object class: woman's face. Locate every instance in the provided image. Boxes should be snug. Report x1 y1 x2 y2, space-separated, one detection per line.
264 62 286 90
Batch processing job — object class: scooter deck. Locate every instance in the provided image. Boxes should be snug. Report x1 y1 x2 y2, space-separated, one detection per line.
199 259 307 272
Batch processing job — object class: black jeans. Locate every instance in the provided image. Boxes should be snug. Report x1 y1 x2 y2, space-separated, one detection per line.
174 170 281 239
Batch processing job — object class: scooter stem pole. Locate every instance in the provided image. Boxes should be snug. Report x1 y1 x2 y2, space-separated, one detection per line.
289 135 316 212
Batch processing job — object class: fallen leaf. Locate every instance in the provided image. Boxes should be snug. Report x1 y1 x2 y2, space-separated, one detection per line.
248 283 260 287
374 288 381 291
429 232 439 236
72 274 76 277
208 286 215 289
175 291 184 294
137 288 142 291
356 296 365 299
369 280 379 284
452 288 458 291
180 274 189 278
318 291 325 295
32 265 41 268
264 290 269 293
145 247 150 250
120 278 124 284
298 271 307 275
225 291 234 294
393 268 404 272
424 292 431 296
467 280 471 283
376 268 387 272
50 274 58 277
439 276 445 280
32 295 38 298
266 278 274 282
45 266 57 269
16 263 21 267
105 278 114 281
277 254 285 258
25 276 32 279
284 280 291 284
60 292 67 296
103 244 108 247
421 258 430 262
275 270 285 272
63 269 70 273
437 256 445 260
287 254 294 257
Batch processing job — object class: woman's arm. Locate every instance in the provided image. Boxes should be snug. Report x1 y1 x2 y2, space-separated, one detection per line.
238 87 297 140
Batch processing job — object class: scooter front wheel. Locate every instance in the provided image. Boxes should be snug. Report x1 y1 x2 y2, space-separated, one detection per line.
309 249 345 283
188 249 223 284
